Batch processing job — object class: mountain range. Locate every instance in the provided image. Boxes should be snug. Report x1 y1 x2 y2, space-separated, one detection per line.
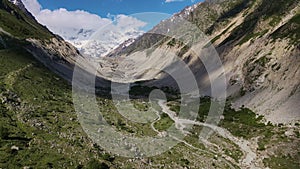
100 0 300 124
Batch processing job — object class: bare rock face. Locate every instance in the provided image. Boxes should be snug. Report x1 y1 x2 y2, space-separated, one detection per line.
24 37 79 83
28 37 81 62
103 0 300 124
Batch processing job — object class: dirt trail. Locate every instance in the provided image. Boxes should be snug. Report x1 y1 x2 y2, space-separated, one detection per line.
158 100 258 168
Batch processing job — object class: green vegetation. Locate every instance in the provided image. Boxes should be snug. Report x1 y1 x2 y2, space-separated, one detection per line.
167 97 216 123
97 99 157 137
224 148 243 163
197 97 212 122
255 55 270 67
207 22 237 46
183 131 206 150
0 0 53 39
132 100 149 111
167 101 180 115
220 0 298 46
204 0 250 35
221 105 269 139
86 159 109 169
167 38 177 47
0 37 110 168
1 36 298 169
0 0 299 168
167 97 273 139
210 34 222 44
177 45 190 57
269 16 281 27
129 85 179 100
0 6 234 166
238 30 268 45
260 0 296 20
129 85 158 96
271 13 300 45
263 155 300 169
154 113 174 131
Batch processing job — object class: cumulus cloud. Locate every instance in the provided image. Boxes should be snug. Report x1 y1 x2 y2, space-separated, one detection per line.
37 8 111 31
114 14 146 29
21 0 146 41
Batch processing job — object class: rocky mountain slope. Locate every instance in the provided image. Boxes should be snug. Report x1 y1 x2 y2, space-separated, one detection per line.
102 0 300 124
0 0 111 86
0 0 77 80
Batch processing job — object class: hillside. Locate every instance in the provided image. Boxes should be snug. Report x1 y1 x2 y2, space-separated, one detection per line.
0 0 299 168
0 0 111 168
103 0 300 124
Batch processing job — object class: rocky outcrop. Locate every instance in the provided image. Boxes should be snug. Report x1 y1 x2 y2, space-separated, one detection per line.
25 37 111 87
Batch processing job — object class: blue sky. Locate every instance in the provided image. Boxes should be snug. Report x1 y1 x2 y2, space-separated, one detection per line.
37 0 203 18
22 0 203 43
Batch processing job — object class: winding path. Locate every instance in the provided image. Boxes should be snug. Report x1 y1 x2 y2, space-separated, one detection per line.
157 100 257 168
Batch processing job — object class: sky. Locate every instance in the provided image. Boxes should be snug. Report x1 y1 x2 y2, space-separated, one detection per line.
37 0 203 18
21 0 203 42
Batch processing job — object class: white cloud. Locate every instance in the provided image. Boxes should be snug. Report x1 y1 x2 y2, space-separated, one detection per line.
20 0 146 41
37 8 111 31
114 14 146 29
20 0 147 57
21 0 41 15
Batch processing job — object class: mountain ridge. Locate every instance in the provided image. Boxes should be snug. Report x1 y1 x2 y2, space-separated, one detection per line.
102 0 300 124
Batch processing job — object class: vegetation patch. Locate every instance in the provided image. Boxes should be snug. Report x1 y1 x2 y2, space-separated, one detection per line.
154 113 174 132
0 42 110 168
271 13 300 45
255 55 270 67
221 105 270 139
263 155 300 169
238 30 268 45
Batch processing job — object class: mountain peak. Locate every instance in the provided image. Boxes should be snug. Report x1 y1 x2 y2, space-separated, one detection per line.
8 0 26 12
8 0 22 5
7 0 36 20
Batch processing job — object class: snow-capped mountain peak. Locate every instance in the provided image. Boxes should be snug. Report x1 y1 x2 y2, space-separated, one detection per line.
66 26 144 58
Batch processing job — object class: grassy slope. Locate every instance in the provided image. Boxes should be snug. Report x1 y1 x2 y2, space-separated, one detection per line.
0 0 111 165
0 0 53 40
0 42 237 168
0 38 112 168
